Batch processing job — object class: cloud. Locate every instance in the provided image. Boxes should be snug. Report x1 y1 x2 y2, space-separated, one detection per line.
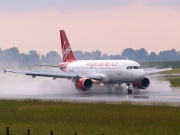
0 1 180 56
145 0 180 9
0 0 136 12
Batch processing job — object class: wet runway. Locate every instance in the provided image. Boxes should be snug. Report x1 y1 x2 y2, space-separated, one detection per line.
0 88 180 106
1 72 180 106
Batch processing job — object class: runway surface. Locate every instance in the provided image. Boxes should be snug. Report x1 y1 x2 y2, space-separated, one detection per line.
0 88 180 106
1 72 180 106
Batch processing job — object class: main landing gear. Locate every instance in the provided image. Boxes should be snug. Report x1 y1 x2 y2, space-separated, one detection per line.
126 83 132 94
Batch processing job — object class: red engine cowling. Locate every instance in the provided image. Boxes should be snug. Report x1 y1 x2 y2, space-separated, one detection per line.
133 77 150 89
74 78 93 90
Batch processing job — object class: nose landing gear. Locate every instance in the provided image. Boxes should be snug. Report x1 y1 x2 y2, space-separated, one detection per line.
126 83 132 94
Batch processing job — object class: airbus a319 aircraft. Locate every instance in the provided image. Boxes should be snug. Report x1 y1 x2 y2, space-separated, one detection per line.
4 30 172 94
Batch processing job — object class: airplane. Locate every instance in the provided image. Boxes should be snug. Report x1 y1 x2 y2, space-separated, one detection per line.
4 30 172 94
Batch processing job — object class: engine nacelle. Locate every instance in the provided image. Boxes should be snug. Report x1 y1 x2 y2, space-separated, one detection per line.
133 77 150 89
74 78 93 90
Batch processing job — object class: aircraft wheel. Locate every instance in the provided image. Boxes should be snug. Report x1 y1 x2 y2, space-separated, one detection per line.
129 89 132 94
127 89 132 94
126 89 129 94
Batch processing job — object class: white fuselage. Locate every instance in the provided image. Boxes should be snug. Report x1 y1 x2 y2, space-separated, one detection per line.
63 60 145 84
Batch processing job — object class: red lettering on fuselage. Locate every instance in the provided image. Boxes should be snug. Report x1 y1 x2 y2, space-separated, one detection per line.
86 62 100 67
86 62 119 67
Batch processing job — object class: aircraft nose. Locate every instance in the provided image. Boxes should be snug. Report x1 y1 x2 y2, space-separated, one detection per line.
139 70 145 79
134 70 145 81
130 70 145 82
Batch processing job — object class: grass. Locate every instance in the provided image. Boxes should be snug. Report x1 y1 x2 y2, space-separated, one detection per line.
156 68 180 87
168 78 180 87
160 68 180 74
159 68 180 87
0 99 180 135
164 76 180 87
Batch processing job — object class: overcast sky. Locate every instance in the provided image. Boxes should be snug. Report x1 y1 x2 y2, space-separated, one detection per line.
0 0 180 56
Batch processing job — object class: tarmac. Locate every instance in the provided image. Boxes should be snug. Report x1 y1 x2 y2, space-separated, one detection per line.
1 72 180 106
0 88 180 106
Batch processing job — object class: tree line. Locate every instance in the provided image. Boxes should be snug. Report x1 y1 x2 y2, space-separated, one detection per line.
0 47 180 66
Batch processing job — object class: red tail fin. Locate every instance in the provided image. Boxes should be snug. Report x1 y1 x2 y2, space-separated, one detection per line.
60 30 76 62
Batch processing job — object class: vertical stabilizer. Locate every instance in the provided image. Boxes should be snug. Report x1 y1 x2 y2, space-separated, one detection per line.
60 30 76 62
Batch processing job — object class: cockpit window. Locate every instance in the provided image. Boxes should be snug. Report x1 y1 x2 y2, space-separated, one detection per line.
127 66 142 70
133 66 138 69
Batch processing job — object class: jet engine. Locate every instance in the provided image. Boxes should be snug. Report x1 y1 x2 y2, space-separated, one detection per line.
133 77 150 89
74 78 93 90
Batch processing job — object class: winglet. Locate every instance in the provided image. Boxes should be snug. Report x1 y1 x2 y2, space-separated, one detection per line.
3 69 6 74
3 69 13 74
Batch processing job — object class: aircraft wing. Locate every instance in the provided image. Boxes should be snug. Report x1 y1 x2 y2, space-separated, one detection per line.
144 67 172 75
3 69 102 80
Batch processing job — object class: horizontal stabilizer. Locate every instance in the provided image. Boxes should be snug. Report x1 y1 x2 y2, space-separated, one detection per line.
34 64 58 67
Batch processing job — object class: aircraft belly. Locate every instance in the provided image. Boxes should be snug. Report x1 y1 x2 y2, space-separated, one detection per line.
101 78 111 83
108 72 120 83
119 72 141 83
